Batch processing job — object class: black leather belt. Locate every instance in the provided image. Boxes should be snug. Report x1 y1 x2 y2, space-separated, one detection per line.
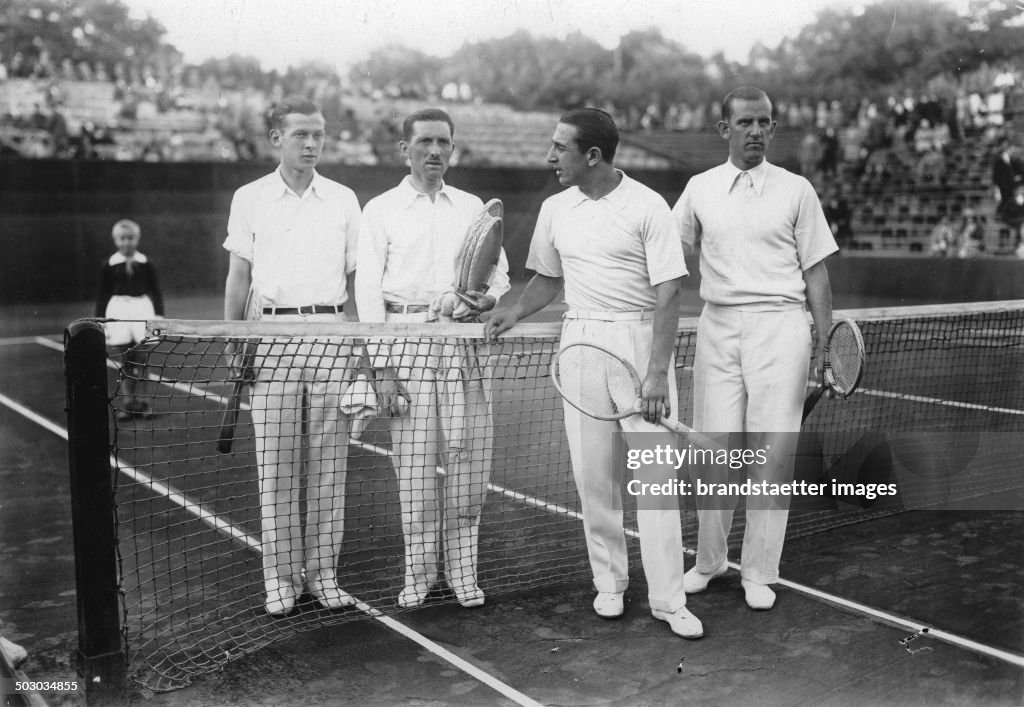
262 304 342 315
385 303 431 314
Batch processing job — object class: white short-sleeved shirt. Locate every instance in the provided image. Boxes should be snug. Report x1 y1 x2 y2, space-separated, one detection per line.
355 176 511 323
672 160 838 310
526 171 686 311
223 168 361 307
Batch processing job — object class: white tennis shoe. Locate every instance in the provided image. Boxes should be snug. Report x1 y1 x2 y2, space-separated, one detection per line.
683 563 728 594
398 582 434 608
651 606 704 639
741 580 777 610
308 577 356 610
264 579 298 617
452 583 485 608
592 591 624 618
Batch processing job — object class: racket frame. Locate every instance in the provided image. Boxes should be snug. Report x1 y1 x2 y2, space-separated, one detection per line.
802 317 865 422
550 342 722 451
216 337 257 453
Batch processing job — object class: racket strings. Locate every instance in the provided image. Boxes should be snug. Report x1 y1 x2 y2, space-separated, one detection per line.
605 360 640 415
553 346 639 419
827 324 864 395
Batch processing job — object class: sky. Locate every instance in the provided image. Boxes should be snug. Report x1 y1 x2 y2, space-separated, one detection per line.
121 0 874 73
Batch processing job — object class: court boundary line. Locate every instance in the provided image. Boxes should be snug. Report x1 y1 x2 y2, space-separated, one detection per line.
11 336 1024 669
0 389 544 707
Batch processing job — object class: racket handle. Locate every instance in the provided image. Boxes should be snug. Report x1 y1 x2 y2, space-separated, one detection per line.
658 418 724 451
802 384 826 422
217 380 245 453
453 290 476 306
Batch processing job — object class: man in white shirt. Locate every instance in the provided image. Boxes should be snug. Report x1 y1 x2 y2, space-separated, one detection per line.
356 108 511 609
486 108 703 639
672 86 837 611
223 95 362 616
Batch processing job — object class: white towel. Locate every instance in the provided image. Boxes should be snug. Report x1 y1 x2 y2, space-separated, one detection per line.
339 374 378 440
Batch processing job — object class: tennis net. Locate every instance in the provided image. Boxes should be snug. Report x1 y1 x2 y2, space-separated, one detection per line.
63 300 1024 691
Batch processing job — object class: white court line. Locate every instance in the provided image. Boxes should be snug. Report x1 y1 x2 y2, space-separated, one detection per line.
858 386 1024 417
9 335 1024 669
0 336 56 347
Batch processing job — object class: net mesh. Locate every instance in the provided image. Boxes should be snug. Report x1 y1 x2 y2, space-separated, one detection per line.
827 320 864 395
82 302 1024 690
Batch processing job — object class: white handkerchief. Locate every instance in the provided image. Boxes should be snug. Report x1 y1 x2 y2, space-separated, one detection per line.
339 374 378 441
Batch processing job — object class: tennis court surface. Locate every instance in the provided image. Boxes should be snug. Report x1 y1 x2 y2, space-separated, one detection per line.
1 293 1022 706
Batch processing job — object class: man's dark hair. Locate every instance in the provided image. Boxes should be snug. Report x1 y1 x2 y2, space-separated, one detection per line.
721 86 774 122
558 107 618 163
268 95 322 131
402 108 455 142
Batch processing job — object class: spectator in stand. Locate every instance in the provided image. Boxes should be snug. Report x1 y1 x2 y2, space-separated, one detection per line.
957 208 985 258
798 130 822 181
819 127 840 178
992 136 1023 222
929 215 955 257
822 186 853 248
914 146 946 186
1002 185 1024 257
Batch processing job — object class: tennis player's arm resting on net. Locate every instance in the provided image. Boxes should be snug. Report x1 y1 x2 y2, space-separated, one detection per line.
484 273 564 340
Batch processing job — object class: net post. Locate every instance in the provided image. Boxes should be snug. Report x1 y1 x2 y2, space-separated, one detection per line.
64 319 125 696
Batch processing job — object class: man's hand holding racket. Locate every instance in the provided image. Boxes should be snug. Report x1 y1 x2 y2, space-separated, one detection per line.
453 290 495 320
802 318 865 422
431 290 496 322
372 367 411 417
638 366 672 425
551 343 722 451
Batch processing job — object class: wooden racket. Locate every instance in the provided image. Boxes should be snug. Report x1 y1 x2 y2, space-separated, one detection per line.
550 342 721 451
217 287 260 453
802 318 866 422
217 340 256 453
454 199 503 307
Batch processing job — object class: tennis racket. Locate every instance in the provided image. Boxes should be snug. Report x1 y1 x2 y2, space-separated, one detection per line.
802 318 865 422
217 287 260 453
454 199 503 307
217 340 256 453
550 343 721 451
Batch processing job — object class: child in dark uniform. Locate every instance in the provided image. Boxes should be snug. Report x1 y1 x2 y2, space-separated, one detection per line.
95 219 164 420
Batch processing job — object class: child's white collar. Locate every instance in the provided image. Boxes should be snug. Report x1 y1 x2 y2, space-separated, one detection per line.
109 252 148 266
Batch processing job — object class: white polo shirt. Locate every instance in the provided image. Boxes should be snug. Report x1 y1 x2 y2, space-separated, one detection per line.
355 176 511 323
672 160 837 310
526 171 686 311
223 168 360 307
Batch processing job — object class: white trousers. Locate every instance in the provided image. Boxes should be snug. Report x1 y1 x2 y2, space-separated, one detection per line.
249 313 354 595
691 304 811 585
561 314 687 613
385 311 493 594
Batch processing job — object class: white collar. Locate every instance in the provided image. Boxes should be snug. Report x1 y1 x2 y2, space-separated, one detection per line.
267 167 324 200
722 160 768 196
567 169 631 210
109 252 148 266
397 175 453 208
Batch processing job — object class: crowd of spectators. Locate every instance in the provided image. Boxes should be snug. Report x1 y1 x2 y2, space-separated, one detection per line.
1 44 1020 194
